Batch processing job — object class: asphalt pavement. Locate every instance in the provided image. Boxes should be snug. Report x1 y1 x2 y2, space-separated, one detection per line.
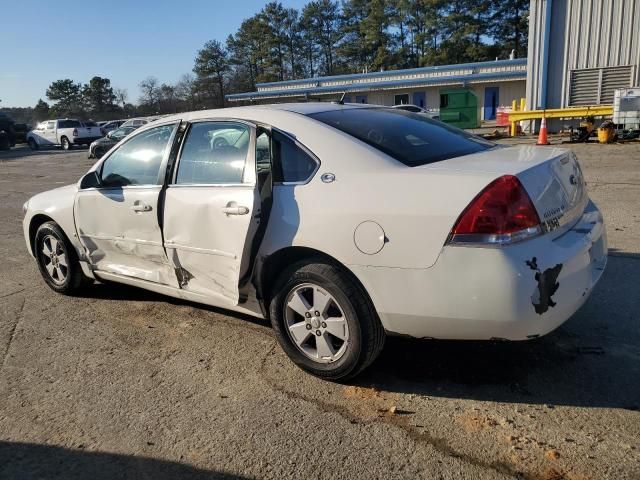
1 140 639 479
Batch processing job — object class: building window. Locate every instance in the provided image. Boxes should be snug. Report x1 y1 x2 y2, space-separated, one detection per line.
569 65 633 106
394 94 409 105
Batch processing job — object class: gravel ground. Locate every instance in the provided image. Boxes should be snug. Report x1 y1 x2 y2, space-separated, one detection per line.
0 140 639 480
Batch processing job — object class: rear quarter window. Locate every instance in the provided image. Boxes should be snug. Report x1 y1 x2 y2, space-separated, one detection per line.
309 108 494 167
58 120 81 128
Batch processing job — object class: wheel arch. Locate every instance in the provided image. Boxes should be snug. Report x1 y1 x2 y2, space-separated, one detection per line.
28 213 79 259
254 246 377 319
28 214 56 255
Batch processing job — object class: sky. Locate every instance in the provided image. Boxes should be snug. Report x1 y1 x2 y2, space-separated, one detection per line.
0 0 308 108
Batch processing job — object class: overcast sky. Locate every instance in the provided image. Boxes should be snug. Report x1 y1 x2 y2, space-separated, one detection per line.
1 0 308 107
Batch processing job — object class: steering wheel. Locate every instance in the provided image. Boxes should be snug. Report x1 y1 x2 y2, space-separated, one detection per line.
213 137 229 148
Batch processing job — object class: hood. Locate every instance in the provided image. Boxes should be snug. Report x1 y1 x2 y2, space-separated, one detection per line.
28 183 78 214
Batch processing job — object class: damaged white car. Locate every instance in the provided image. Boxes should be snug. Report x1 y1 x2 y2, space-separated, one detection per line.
23 103 607 380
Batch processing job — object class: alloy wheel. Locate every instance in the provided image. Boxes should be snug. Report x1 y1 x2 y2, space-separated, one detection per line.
284 283 350 363
40 234 68 285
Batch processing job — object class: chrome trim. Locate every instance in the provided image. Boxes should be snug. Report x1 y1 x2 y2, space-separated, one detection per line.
447 226 543 248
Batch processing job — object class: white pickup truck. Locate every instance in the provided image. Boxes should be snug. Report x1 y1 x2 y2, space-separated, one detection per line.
27 119 103 150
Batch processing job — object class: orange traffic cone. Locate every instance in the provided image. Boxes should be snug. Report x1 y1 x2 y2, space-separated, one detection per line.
537 116 549 145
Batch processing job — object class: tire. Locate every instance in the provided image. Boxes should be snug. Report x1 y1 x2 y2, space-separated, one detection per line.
269 259 385 380
28 138 39 150
94 146 105 159
34 221 89 295
61 136 72 150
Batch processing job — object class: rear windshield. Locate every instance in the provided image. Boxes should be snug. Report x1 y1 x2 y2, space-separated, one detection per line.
309 107 494 167
59 120 81 128
83 121 98 127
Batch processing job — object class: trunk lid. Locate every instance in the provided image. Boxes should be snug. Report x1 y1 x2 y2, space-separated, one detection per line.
422 145 588 235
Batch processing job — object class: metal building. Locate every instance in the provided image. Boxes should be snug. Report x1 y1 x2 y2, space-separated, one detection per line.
526 0 640 111
226 59 527 122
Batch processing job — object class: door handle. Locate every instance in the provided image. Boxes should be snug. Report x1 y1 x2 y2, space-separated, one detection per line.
131 202 152 212
222 202 249 215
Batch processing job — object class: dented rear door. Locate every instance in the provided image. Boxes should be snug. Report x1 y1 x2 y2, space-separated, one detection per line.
74 122 179 285
161 120 261 305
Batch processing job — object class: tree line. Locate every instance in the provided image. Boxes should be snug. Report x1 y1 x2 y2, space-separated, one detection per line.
7 0 528 125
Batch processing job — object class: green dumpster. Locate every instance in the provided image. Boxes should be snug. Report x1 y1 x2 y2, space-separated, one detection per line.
439 89 479 129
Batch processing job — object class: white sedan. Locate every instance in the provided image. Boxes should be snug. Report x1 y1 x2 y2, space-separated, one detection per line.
22 103 607 380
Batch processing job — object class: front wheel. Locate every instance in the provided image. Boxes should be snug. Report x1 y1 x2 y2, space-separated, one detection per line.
28 138 39 150
61 136 72 150
34 221 88 295
269 260 385 380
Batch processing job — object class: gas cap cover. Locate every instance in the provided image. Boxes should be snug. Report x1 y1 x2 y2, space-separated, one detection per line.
354 221 386 255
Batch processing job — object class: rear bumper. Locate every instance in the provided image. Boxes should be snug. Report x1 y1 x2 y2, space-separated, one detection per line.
350 200 607 340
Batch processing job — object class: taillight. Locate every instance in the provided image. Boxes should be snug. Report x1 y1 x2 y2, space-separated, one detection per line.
72 128 78 136
448 175 542 246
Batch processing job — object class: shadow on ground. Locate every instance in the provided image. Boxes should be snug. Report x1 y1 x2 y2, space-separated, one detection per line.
0 441 249 480
75 251 639 411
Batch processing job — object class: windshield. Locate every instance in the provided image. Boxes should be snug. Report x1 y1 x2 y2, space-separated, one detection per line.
309 107 494 167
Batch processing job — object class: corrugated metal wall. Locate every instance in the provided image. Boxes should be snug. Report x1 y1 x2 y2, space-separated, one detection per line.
526 0 640 110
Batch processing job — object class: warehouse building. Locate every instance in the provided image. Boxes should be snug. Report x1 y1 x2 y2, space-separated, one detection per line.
527 0 640 111
226 58 527 123
227 0 640 130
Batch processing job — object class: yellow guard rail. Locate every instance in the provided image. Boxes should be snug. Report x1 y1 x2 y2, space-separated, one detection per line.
507 100 613 136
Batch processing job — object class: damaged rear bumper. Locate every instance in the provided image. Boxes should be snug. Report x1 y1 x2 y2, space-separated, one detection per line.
349 201 607 340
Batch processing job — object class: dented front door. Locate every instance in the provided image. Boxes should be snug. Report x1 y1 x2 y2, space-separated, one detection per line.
74 123 179 285
162 120 261 305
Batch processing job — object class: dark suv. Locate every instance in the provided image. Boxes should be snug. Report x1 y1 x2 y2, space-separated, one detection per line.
0 113 16 150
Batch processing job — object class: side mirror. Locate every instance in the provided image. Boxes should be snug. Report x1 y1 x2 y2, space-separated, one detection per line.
80 170 101 189
106 131 114 139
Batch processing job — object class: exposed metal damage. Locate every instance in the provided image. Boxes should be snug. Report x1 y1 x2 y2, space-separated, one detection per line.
526 257 562 315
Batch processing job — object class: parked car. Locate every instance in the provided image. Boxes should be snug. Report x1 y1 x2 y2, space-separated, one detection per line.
22 103 607 380
26 119 102 150
0 112 16 150
99 120 125 137
120 116 160 128
392 104 440 120
13 123 30 144
88 125 138 159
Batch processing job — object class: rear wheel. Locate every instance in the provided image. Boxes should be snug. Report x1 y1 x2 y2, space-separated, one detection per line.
269 259 385 380
61 136 72 150
28 138 39 150
34 222 88 295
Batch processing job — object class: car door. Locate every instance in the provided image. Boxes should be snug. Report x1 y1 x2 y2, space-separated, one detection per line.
162 120 267 305
42 121 57 144
74 122 180 286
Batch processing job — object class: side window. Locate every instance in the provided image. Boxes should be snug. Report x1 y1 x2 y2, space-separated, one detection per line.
59 120 80 128
46 121 55 130
272 131 318 183
100 123 176 187
256 129 271 174
175 122 250 185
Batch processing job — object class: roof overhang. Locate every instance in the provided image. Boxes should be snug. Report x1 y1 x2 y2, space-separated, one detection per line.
226 70 526 102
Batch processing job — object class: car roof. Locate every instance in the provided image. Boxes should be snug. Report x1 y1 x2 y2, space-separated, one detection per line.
152 102 378 125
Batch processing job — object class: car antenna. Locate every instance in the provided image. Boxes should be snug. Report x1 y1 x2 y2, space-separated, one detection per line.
333 92 347 105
